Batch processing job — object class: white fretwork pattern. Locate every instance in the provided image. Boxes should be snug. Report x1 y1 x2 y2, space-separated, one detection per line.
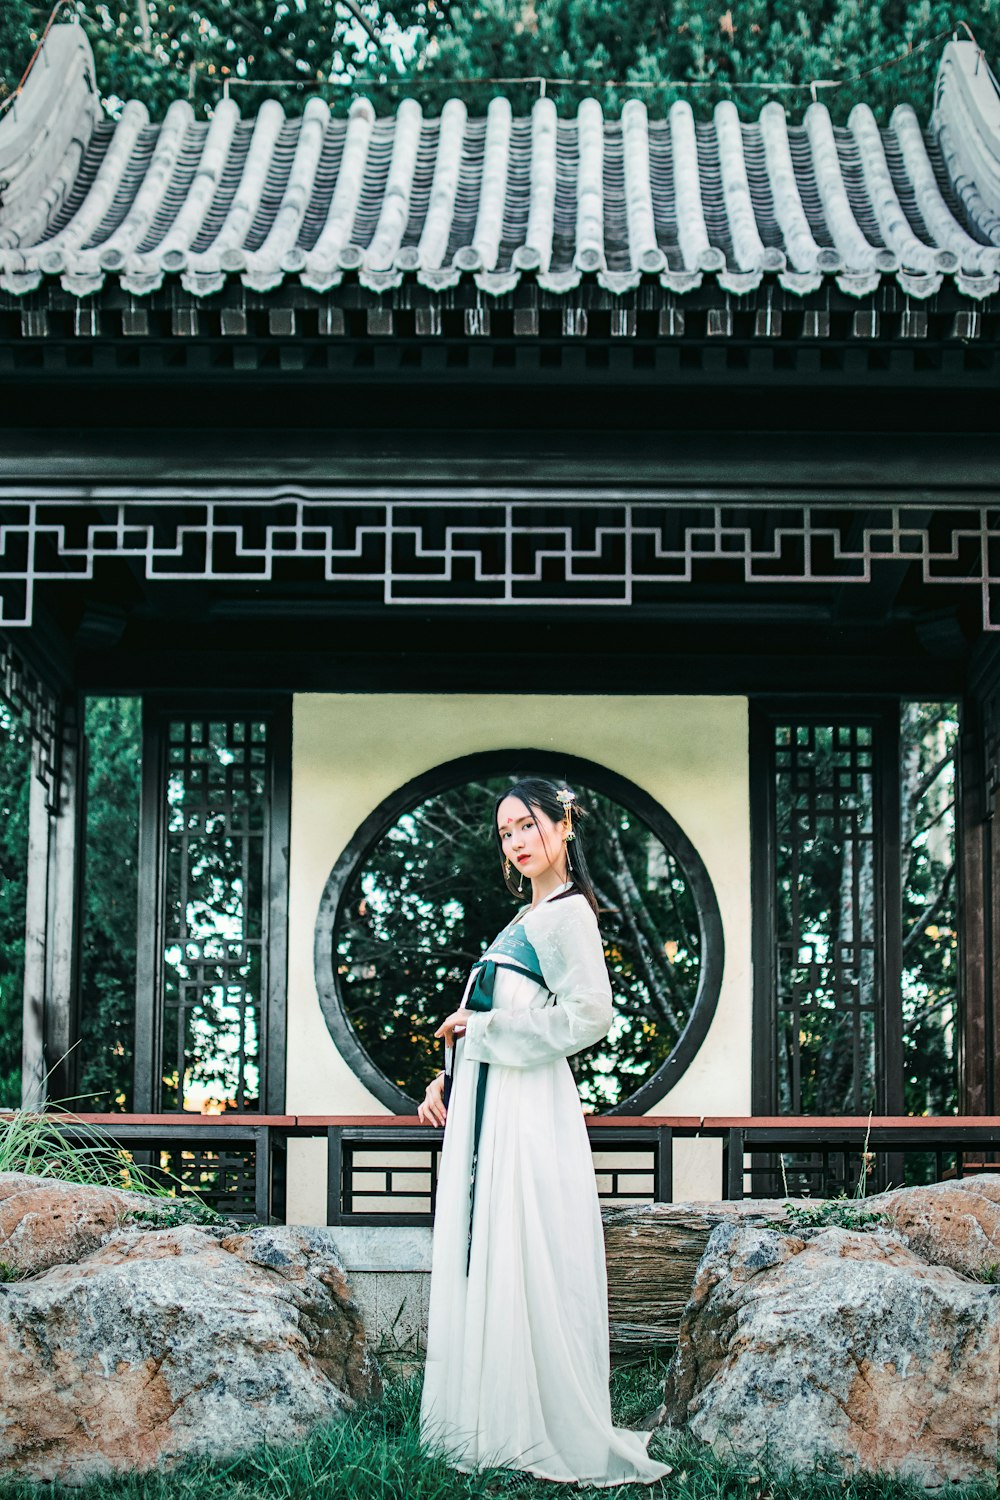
1 492 998 628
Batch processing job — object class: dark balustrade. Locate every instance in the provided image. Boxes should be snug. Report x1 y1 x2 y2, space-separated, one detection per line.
5 1113 999 1226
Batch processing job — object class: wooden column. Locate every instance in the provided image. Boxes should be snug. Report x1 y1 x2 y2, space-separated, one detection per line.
19 714 82 1108
21 746 50 1110
960 653 1000 1116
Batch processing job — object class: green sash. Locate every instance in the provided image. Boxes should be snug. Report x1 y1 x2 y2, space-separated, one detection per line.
462 919 547 1275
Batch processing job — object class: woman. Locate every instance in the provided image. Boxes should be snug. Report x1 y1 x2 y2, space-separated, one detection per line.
417 776 671 1487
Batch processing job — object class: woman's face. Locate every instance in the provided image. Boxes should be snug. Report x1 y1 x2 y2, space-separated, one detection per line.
496 795 566 884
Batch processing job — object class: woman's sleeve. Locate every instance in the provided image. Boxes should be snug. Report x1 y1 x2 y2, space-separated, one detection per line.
461 896 613 1068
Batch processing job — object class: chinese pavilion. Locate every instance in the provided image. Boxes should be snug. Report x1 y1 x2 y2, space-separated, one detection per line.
0 23 998 1229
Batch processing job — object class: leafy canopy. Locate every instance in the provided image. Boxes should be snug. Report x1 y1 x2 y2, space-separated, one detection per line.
1 3 997 122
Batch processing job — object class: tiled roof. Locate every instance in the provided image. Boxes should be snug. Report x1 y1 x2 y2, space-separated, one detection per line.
1 25 998 302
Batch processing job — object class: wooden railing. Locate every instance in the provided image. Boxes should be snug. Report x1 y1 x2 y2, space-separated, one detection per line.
4 1113 999 1225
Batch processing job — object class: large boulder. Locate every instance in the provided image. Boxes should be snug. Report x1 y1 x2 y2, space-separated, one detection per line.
660 1215 1000 1488
0 1185 380 1485
865 1174 1000 1278
0 1171 182 1278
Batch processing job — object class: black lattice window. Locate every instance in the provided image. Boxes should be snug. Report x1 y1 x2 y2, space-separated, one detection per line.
774 722 879 1116
159 717 268 1112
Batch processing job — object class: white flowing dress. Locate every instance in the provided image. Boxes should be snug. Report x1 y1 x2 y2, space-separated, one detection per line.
419 882 671 1487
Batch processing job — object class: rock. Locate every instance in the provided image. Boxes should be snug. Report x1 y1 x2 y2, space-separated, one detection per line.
660 1219 1000 1488
603 1175 1000 1358
865 1174 1000 1278
0 1171 183 1278
602 1200 797 1356
0 1217 380 1484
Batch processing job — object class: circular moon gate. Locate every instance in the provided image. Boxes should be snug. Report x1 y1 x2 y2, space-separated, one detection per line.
314 749 724 1114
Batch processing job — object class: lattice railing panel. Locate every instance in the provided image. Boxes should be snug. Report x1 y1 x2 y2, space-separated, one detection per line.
146 1144 259 1218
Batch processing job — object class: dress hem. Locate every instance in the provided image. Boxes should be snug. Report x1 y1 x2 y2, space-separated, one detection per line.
450 1460 671 1489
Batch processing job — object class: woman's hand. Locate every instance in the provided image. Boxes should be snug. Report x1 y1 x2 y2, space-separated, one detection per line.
433 1007 473 1047
418 1072 447 1127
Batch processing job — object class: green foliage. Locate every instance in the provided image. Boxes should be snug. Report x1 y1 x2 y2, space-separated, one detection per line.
76 696 142 1113
900 702 959 1120
775 1197 891 1233
0 697 142 1114
2 2 998 122
0 1097 229 1225
0 1 444 119
0 1097 173 1192
117 1199 232 1228
335 774 701 1108
0 704 29 1109
399 0 999 118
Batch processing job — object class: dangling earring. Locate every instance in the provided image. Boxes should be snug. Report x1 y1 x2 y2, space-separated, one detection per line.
505 855 524 894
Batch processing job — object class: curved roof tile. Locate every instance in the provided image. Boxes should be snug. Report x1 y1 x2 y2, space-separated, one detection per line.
1 23 998 300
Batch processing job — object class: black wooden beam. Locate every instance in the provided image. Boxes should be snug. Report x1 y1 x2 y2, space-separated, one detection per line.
71 647 971 698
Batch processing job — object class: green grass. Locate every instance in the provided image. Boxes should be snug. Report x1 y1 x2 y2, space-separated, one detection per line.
0 1099 226 1226
0 1355 994 1500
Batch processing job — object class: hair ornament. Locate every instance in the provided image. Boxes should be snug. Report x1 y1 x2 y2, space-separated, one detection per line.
555 784 577 841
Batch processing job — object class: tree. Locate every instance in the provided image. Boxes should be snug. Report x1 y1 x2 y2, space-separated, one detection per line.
3 3 998 122
0 1 445 118
75 697 143 1112
404 1 1000 119
899 700 959 1119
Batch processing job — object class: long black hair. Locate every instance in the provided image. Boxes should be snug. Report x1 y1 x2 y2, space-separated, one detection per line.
490 776 601 920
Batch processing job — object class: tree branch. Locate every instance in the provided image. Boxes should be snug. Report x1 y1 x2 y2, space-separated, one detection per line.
907 746 955 813
903 991 956 1036
335 0 383 46
908 798 956 848
902 864 955 963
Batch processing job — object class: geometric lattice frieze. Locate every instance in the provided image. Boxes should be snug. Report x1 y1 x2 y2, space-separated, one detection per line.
1 493 998 628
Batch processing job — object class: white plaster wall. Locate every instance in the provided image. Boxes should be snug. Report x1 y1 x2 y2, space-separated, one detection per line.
285 694 751 1220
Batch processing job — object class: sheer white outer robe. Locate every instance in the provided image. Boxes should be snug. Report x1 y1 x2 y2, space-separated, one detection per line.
419 883 671 1486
